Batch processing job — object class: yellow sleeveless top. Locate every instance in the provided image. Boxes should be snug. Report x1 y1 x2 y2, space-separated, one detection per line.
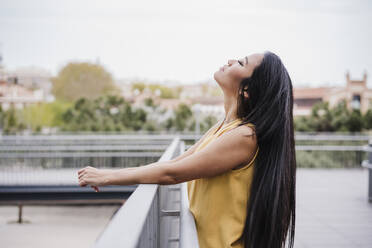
187 118 259 248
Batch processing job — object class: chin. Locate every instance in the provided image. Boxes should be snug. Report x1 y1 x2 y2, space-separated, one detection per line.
213 70 222 84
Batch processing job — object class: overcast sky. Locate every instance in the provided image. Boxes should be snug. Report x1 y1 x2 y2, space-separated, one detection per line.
0 0 371 86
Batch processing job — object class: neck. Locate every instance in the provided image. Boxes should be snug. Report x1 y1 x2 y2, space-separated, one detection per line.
223 91 238 124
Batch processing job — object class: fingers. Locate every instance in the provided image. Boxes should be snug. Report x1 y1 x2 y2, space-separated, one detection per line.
77 167 100 192
91 186 99 192
78 166 94 175
78 171 86 180
79 179 87 187
79 180 99 192
78 171 88 186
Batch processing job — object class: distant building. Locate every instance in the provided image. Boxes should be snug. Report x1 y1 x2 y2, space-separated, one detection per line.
190 96 225 120
153 98 192 111
119 80 224 119
293 72 372 116
179 84 206 99
8 67 53 94
0 80 41 110
0 65 55 110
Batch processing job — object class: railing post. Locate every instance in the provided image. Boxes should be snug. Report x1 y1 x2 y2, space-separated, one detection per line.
362 139 372 203
368 140 372 203
156 186 161 248
179 140 199 248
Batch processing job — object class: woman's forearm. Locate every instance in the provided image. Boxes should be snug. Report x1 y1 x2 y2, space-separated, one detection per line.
104 161 176 186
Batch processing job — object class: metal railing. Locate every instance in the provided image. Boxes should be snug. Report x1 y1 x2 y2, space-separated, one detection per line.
93 137 199 248
362 140 372 202
0 135 176 185
4 132 372 246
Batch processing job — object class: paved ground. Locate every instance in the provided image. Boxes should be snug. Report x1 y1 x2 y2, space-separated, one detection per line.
294 168 372 248
0 205 121 248
0 168 371 248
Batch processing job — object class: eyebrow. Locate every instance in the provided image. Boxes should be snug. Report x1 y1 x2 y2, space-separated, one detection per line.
245 56 248 65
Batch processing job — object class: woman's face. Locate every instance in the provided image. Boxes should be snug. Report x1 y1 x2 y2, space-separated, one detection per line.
214 53 264 96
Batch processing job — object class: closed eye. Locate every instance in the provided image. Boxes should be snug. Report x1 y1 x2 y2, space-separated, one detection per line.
238 60 244 66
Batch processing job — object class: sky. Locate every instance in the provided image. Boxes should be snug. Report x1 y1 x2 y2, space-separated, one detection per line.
0 0 371 87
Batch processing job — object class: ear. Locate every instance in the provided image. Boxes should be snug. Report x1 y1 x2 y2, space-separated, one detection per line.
238 89 249 99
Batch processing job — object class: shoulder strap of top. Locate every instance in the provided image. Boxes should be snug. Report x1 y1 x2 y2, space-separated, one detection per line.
244 123 255 127
212 118 226 135
214 118 256 136
216 118 241 134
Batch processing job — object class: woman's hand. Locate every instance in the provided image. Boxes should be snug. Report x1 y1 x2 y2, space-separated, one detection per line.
78 166 113 191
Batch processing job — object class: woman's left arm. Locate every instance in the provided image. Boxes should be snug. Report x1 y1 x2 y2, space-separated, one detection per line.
78 125 256 187
78 161 171 187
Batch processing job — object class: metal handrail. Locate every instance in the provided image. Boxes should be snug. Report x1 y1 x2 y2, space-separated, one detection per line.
0 145 168 151
2 133 370 142
294 134 372 141
0 151 164 158
295 145 368 151
93 137 182 248
362 160 372 169
0 134 177 141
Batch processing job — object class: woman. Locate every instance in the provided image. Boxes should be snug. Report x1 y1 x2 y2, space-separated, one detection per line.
78 51 296 248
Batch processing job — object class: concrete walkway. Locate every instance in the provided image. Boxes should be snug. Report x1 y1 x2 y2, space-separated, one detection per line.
295 168 372 248
0 205 120 248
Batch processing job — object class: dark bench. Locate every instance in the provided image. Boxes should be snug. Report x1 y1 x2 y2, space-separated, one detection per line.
0 185 136 223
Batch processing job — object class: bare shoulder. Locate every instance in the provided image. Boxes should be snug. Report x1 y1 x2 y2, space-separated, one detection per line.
222 124 257 145
208 123 258 160
236 125 258 158
236 123 257 139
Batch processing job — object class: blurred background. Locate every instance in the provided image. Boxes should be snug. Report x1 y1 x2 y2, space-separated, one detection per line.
0 0 371 248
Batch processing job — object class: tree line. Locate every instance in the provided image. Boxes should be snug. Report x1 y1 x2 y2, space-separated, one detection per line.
1 97 371 134
1 62 371 134
294 100 372 132
0 95 217 134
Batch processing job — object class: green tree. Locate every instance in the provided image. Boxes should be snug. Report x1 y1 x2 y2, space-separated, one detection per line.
188 115 218 133
159 86 175 98
175 86 183 98
60 95 148 132
21 101 71 130
2 107 21 134
174 103 193 131
202 115 218 132
310 102 334 131
364 109 372 130
52 62 119 102
346 109 363 132
0 105 3 130
329 100 349 131
132 82 146 93
294 99 372 132
148 84 176 99
294 116 312 132
144 97 155 107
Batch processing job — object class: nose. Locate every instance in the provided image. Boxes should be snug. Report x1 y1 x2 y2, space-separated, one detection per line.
227 59 237 65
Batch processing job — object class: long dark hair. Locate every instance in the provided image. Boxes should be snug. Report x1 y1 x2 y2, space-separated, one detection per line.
237 51 296 248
